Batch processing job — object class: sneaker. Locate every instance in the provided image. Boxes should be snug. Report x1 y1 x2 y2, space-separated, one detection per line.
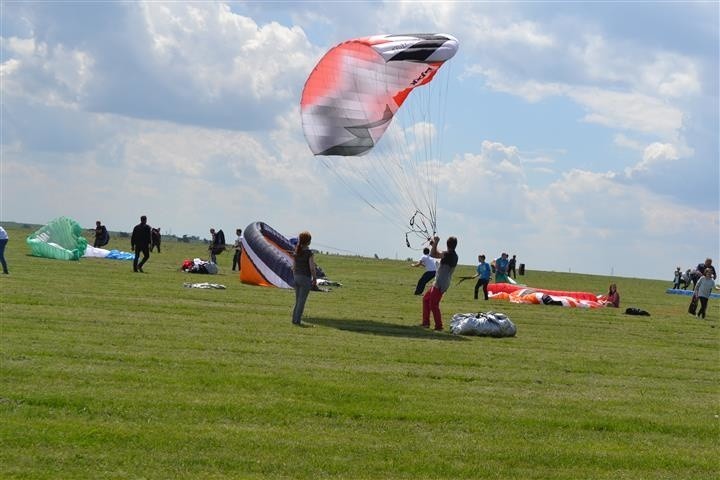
433 326 444 331
418 324 430 328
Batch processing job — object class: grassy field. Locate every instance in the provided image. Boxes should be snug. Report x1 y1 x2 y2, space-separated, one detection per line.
1 225 718 479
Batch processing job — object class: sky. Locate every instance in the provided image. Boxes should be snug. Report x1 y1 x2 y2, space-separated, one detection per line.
1 1 718 280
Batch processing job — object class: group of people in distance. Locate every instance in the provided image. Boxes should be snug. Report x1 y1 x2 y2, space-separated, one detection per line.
50 219 720 325
412 249 518 302
673 258 716 291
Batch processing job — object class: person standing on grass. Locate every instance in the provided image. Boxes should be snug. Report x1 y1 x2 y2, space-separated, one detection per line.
0 226 9 274
694 268 716 319
495 252 510 283
131 215 152 273
292 231 317 326
411 247 437 295
421 235 458 331
508 254 517 278
232 228 243 272
473 254 492 300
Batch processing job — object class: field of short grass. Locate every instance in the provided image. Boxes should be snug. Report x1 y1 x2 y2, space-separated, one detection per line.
1 225 718 479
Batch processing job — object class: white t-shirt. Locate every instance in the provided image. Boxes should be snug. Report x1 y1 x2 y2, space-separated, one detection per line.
0 227 7 240
419 254 437 272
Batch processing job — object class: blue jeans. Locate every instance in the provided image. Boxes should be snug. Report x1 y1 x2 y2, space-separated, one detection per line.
292 274 312 324
0 238 7 273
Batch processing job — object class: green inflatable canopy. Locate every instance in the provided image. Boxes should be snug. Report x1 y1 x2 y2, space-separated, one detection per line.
27 217 88 261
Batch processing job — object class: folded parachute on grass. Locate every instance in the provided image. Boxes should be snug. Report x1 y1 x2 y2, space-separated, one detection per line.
83 245 134 261
666 288 720 299
27 217 88 261
488 283 606 308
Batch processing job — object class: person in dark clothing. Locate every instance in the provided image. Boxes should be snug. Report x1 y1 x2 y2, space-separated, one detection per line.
232 228 243 271
93 220 109 248
695 259 716 281
208 228 226 264
292 231 317 326
150 227 161 253
131 215 152 272
508 254 517 278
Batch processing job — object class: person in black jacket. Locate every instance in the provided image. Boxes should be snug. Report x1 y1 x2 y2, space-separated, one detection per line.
131 215 152 272
93 220 109 248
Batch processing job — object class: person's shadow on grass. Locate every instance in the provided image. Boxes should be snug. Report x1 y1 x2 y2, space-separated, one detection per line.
303 317 468 341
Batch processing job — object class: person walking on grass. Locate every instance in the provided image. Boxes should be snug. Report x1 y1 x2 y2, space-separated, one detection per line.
131 215 152 273
694 268 716 319
421 235 458 331
0 226 9 274
292 231 317 326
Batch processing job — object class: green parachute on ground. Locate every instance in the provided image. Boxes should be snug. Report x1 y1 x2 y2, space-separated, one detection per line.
27 217 88 261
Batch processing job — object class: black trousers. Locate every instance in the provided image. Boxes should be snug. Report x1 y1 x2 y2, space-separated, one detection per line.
414 271 436 295
133 246 150 271
474 278 489 300
697 297 709 318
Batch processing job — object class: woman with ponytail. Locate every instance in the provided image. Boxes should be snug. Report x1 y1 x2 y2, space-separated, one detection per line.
292 231 317 326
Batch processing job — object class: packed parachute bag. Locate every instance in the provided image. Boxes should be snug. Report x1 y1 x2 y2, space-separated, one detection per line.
450 312 517 337
27 217 89 260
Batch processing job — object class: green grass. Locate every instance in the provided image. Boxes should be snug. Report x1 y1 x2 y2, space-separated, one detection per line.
1 226 718 479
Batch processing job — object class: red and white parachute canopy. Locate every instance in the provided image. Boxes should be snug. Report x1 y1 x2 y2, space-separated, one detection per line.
301 34 459 246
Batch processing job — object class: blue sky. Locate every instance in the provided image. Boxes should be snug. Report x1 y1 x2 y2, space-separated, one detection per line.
1 1 718 280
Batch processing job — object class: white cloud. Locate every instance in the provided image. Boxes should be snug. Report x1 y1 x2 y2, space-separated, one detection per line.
613 133 644 151
624 142 680 177
641 53 701 97
139 2 317 102
466 14 555 48
568 87 684 139
1 36 94 107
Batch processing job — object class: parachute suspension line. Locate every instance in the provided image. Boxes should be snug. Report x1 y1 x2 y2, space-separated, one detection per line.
318 156 408 236
344 58 417 226
431 60 454 235
385 70 437 238
316 54 418 238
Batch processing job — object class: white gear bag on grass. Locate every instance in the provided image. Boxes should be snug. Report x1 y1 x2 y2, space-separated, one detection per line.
450 312 517 337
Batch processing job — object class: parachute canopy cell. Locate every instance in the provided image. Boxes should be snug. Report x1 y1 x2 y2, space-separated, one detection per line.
240 221 295 289
27 217 88 261
301 33 459 157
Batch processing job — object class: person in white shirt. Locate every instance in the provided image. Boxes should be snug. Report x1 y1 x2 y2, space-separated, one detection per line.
0 226 8 274
232 228 243 271
411 247 437 295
